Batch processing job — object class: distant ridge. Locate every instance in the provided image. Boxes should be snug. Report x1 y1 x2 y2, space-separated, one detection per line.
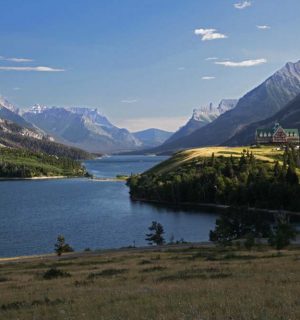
133 128 173 148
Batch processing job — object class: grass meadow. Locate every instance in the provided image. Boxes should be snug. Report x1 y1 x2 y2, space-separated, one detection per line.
0 244 299 320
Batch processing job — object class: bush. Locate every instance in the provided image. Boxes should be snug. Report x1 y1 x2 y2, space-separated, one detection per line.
43 268 71 280
268 222 297 250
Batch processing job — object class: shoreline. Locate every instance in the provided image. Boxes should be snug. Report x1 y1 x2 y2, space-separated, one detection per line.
0 175 81 181
131 197 300 217
0 176 127 182
0 242 213 263
1 239 300 263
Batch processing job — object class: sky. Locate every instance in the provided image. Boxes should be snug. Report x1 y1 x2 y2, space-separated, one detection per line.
0 0 300 131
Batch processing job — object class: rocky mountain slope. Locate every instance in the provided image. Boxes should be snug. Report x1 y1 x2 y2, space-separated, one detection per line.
149 61 300 153
0 97 36 130
165 100 238 144
225 92 300 146
0 118 92 160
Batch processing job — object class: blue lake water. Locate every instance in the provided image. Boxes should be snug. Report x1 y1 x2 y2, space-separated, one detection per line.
0 156 218 258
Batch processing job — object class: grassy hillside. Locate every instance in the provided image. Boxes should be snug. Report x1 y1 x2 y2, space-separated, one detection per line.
0 148 87 178
0 245 299 320
147 146 283 175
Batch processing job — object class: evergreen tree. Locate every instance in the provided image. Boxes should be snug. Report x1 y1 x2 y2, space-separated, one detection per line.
145 221 165 246
54 235 74 256
286 166 299 185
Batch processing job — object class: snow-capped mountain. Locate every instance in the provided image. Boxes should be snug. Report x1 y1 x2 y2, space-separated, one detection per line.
165 100 237 144
217 99 238 114
0 97 37 130
0 96 19 113
22 106 142 153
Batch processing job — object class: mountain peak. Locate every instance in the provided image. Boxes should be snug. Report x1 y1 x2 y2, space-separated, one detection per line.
0 96 18 113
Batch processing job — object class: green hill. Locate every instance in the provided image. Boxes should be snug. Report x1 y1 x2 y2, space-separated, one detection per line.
0 148 88 178
128 146 300 212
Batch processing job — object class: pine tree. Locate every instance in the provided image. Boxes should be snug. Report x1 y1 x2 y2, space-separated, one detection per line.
145 221 165 246
286 166 299 185
54 235 74 256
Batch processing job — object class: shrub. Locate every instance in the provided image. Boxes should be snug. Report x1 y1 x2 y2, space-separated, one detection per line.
43 267 71 280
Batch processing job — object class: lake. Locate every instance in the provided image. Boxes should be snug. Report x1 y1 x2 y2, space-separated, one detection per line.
0 156 218 258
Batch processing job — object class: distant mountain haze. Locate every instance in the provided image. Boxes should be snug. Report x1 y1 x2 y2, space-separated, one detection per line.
133 128 173 148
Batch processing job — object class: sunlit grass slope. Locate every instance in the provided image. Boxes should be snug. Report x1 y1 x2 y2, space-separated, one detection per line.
148 146 284 175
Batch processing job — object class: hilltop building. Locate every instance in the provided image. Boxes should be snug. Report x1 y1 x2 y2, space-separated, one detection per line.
256 123 299 145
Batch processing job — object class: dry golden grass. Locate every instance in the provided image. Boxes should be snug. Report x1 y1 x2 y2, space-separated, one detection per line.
0 245 300 320
149 146 284 175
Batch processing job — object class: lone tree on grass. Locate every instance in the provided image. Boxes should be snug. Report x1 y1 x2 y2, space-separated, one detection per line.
54 235 74 256
146 221 165 246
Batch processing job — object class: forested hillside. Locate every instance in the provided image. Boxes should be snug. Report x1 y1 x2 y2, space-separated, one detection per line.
0 148 88 178
128 147 300 212
0 119 93 160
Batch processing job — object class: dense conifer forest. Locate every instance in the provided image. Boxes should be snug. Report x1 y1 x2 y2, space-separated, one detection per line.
128 147 300 212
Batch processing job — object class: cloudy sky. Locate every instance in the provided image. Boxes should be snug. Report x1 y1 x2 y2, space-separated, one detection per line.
0 0 299 131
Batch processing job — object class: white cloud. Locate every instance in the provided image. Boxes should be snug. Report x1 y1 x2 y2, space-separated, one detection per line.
121 99 138 104
215 58 267 67
194 28 227 41
13 87 21 91
177 67 185 71
114 116 188 132
234 1 252 9
0 66 65 72
205 57 218 61
0 56 33 62
202 76 215 80
257 25 271 30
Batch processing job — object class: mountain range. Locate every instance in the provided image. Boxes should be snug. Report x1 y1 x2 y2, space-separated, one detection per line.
20 105 173 153
1 60 300 155
21 105 139 153
140 60 300 154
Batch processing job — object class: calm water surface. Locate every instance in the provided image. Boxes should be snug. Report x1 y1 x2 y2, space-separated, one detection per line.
0 156 218 258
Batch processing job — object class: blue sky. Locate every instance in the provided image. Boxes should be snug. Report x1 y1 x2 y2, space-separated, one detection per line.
0 0 300 131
